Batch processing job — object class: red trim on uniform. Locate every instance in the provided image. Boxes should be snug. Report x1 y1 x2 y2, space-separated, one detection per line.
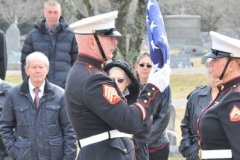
146 89 160 108
102 84 121 104
148 83 160 91
238 84 240 91
196 91 220 149
229 105 240 122
79 53 105 63
76 61 105 73
85 64 92 75
135 102 146 120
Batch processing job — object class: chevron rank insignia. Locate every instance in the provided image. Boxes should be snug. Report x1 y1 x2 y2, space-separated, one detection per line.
229 105 240 122
102 84 121 104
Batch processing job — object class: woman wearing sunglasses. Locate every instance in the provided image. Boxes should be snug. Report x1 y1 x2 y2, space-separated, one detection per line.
104 60 151 160
135 53 171 160
134 53 152 85
104 60 139 103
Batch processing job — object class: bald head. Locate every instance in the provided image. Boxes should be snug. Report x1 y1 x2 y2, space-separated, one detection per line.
75 34 93 47
75 33 118 61
75 34 102 58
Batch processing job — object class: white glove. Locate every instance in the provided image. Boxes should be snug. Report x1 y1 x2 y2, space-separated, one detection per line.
147 62 171 92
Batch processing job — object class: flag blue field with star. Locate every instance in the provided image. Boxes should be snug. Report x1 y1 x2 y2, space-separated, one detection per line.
146 0 170 72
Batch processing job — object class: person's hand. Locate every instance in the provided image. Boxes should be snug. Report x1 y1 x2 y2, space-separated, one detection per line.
0 149 8 158
147 62 171 92
181 142 200 159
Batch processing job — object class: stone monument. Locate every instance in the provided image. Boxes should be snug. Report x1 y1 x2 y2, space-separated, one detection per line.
6 23 21 70
164 14 203 47
167 104 176 131
6 24 20 52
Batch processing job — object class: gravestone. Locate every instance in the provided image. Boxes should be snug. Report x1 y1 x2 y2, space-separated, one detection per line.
7 51 21 70
167 104 176 132
164 15 203 47
167 130 179 154
167 105 180 156
6 24 20 52
6 24 21 70
170 54 191 68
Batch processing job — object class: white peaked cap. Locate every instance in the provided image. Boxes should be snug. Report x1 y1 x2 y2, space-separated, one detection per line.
208 31 240 58
70 11 119 34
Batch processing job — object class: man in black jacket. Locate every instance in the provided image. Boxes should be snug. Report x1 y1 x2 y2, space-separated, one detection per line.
0 30 7 80
0 52 76 160
0 79 13 160
21 0 78 89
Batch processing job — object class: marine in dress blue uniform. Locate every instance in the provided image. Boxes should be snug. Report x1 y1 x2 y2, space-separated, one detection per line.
64 11 171 160
198 31 240 160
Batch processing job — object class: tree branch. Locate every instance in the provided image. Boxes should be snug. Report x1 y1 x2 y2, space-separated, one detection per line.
62 0 86 20
128 0 146 68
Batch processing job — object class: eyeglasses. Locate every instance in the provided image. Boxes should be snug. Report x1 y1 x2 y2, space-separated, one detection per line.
112 78 125 83
139 63 152 68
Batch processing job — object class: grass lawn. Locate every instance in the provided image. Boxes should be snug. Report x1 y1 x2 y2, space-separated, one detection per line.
5 74 23 85
170 73 208 99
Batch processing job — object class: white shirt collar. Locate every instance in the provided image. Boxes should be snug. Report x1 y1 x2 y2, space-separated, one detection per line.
28 79 45 100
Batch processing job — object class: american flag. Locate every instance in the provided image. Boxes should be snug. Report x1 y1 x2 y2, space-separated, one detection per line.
146 0 170 72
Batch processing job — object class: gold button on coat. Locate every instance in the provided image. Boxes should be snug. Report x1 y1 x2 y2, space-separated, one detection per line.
144 100 147 103
124 148 127 153
101 63 104 68
147 92 151 96
152 87 155 91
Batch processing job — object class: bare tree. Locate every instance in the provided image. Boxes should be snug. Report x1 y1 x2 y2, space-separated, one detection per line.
222 0 240 38
179 0 228 31
158 0 183 15
63 0 146 68
0 0 43 25
158 0 231 31
127 0 146 66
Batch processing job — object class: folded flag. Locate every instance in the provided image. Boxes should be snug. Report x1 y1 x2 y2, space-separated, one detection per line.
146 0 170 72
146 0 170 98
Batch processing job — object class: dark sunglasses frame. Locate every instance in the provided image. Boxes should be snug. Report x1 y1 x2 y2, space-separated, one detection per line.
112 78 125 83
139 63 152 68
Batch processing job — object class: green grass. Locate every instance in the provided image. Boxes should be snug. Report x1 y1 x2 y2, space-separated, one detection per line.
191 57 205 68
5 71 208 100
5 74 23 85
170 73 208 99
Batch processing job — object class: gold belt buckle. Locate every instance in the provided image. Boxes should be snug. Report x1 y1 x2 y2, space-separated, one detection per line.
198 149 202 160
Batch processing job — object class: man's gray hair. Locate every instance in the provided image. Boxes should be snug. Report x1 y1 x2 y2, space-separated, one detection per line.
26 52 49 67
44 0 61 11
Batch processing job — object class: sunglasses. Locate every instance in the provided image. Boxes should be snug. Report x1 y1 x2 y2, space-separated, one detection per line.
112 78 125 83
139 63 152 68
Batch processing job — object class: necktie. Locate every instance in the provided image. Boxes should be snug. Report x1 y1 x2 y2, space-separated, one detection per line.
34 88 40 108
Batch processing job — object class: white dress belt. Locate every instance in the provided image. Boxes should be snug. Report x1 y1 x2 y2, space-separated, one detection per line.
79 130 133 147
199 149 232 159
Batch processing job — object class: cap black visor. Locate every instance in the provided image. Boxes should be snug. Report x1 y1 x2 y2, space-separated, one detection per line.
204 49 231 58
